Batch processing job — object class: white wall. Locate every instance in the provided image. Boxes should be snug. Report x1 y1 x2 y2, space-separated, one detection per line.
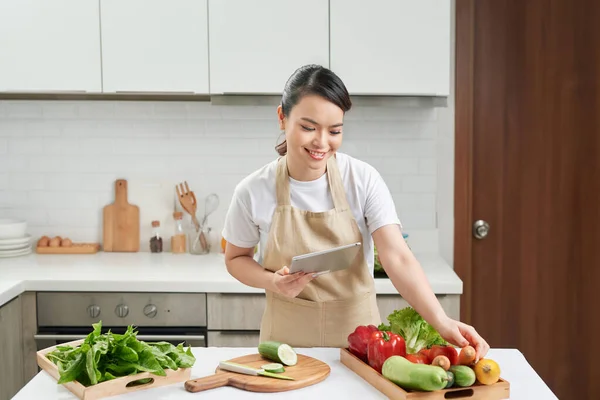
0 99 446 255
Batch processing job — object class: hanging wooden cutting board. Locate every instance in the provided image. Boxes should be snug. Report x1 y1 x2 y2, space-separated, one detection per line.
103 179 140 252
184 353 330 393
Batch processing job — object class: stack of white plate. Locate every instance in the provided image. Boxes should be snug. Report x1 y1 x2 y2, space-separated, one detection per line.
0 219 32 258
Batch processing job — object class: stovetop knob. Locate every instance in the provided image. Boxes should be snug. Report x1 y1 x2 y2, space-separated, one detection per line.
144 304 158 318
115 304 129 318
87 305 101 319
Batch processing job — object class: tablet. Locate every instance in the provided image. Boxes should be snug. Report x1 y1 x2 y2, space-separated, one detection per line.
289 242 362 276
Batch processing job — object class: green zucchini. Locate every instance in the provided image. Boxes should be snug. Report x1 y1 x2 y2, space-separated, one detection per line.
261 363 285 373
382 355 448 391
449 365 476 387
258 341 298 366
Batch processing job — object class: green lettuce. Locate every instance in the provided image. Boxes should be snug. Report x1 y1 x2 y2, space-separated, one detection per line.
47 321 196 386
378 307 447 354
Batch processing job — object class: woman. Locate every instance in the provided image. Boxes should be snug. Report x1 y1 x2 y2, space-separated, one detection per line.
222 64 489 360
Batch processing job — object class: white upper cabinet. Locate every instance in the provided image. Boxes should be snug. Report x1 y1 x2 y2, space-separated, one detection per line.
0 0 102 92
208 0 329 95
330 0 451 96
100 0 209 94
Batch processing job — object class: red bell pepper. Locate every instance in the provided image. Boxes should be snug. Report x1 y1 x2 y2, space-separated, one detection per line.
367 331 407 373
428 344 459 365
405 353 429 364
347 325 379 362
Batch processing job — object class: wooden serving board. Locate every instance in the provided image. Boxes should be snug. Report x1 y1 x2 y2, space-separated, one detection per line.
103 179 140 252
340 348 510 400
37 339 191 400
37 243 100 254
184 353 330 393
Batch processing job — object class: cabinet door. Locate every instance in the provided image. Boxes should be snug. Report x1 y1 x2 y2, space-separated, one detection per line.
208 0 329 94
330 0 451 96
0 0 101 92
207 294 265 330
0 297 24 400
207 331 260 348
100 0 209 93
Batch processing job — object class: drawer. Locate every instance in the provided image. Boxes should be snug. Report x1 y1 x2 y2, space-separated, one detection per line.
207 293 265 330
207 331 260 348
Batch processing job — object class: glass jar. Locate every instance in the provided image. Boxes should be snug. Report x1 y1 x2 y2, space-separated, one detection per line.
189 224 211 255
150 220 163 253
171 212 186 253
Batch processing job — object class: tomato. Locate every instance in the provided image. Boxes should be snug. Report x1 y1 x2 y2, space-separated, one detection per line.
418 348 432 363
405 354 429 364
429 345 459 365
367 331 406 373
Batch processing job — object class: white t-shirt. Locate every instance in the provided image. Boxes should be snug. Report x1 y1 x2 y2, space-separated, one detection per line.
221 152 402 274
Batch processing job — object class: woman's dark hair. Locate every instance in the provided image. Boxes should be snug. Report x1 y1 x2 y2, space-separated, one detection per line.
275 64 352 156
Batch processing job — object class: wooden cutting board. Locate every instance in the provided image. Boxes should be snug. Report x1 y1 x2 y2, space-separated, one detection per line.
184 353 330 393
103 179 140 252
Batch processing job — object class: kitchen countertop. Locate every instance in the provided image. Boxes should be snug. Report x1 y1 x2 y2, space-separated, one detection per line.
13 347 557 400
0 252 462 307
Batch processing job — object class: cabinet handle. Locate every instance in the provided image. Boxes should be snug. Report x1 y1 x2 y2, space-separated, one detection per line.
34 334 205 341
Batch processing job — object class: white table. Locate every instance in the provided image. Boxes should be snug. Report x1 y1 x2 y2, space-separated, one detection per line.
13 347 557 400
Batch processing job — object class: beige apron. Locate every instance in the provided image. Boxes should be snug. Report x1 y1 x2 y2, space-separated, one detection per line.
259 155 381 348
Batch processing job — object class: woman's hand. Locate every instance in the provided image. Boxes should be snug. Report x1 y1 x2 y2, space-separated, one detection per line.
436 316 490 362
271 266 314 298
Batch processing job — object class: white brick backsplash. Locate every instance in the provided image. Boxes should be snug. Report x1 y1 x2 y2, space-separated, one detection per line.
0 99 444 250
0 173 7 190
402 176 437 193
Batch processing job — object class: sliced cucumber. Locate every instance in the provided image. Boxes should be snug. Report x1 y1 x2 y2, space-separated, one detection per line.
261 363 285 373
258 341 298 366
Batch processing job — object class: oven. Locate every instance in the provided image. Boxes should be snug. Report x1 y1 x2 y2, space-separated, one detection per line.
34 292 207 351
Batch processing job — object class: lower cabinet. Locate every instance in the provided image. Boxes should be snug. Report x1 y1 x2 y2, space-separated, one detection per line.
206 292 460 347
207 331 261 347
0 296 24 400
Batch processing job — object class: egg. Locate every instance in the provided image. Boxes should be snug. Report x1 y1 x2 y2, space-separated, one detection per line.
61 238 72 247
49 237 61 247
37 236 50 247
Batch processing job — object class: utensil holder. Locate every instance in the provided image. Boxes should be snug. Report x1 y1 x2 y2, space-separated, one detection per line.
189 225 211 255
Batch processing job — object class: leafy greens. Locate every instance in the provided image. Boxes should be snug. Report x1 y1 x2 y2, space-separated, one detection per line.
46 321 196 386
378 306 447 354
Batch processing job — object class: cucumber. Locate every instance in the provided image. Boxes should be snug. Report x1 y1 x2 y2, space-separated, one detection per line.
258 341 298 366
382 355 448 392
261 363 285 373
445 371 455 388
449 365 476 387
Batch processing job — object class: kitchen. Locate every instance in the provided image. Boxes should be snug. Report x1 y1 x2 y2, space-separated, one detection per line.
1 0 597 399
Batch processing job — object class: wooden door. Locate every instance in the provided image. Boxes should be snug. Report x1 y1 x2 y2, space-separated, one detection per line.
455 1 600 400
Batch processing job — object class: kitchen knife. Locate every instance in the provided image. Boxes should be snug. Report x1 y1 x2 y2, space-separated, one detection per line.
219 361 294 380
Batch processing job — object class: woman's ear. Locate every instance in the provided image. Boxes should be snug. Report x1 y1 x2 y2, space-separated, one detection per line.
276 105 285 130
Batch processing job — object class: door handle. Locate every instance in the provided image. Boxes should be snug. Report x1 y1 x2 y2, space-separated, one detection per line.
473 220 490 239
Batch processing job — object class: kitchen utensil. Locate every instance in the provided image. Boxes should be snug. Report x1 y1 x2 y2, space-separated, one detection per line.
37 339 192 400
184 353 330 393
218 361 294 380
0 218 27 240
175 181 201 231
200 193 219 227
340 348 510 400
103 179 140 252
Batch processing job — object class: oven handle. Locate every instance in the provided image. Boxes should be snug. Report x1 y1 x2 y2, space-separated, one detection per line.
34 334 205 341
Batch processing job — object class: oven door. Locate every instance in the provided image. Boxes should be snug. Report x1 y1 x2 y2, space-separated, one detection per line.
34 327 207 351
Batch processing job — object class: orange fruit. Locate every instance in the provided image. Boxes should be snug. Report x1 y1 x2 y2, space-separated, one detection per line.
221 237 227 253
474 358 501 385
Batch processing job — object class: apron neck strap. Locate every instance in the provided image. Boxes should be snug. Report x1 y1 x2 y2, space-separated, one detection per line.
275 154 349 211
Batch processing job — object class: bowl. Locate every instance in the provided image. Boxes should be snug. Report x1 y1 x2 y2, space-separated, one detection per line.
0 219 28 240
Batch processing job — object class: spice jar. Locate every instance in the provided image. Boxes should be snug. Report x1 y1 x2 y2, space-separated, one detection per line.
150 220 163 253
171 212 186 254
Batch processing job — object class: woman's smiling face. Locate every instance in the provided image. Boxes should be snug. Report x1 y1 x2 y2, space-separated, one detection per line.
278 94 345 181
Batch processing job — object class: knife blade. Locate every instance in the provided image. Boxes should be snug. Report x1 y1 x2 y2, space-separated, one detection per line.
218 361 294 380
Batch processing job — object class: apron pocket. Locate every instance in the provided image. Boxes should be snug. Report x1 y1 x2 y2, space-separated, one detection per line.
323 291 380 347
266 293 323 347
